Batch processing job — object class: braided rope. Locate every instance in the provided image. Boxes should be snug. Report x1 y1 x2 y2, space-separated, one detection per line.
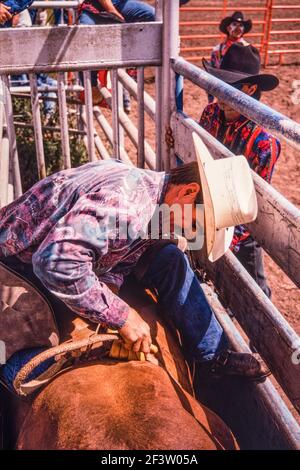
13 333 119 396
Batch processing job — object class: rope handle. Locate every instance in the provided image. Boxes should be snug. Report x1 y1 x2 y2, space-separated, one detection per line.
13 333 159 396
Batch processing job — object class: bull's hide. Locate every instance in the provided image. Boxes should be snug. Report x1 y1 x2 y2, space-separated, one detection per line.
0 262 59 361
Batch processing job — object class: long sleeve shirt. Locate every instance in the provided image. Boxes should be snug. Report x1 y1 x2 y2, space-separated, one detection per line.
199 103 281 250
0 160 167 328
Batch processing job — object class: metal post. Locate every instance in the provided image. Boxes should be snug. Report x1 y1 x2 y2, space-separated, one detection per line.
29 74 46 180
83 70 96 162
57 72 71 169
1 75 22 197
264 0 274 66
155 0 163 171
117 75 125 150
137 67 145 168
111 69 121 160
161 0 180 171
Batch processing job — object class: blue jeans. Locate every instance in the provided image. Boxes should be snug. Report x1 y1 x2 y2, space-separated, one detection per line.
79 2 155 87
141 245 228 362
36 74 57 116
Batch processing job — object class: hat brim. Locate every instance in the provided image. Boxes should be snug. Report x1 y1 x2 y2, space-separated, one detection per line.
192 133 234 261
220 17 252 35
202 59 279 91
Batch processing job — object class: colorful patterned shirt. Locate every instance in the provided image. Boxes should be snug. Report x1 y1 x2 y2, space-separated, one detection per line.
199 103 281 250
0 161 167 328
210 38 249 69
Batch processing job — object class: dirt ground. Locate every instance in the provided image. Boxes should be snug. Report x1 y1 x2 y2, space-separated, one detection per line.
99 0 300 333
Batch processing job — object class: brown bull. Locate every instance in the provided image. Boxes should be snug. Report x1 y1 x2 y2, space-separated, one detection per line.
15 278 238 450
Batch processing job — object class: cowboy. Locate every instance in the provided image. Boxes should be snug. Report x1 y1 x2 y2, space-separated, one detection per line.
0 146 269 392
200 43 281 297
211 11 252 70
207 11 252 103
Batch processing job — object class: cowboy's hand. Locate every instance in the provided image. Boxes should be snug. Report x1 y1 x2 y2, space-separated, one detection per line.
119 307 152 354
0 4 12 24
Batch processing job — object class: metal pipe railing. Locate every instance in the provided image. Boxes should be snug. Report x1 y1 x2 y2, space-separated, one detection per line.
172 56 300 152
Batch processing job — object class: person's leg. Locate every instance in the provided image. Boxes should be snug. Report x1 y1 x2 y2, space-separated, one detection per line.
113 0 155 22
0 347 54 392
141 244 228 363
78 11 101 87
235 237 271 298
37 75 57 118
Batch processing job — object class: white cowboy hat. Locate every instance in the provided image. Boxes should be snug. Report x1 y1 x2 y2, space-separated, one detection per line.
192 132 258 262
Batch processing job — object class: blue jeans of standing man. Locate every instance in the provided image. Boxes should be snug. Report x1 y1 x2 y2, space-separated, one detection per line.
141 244 228 362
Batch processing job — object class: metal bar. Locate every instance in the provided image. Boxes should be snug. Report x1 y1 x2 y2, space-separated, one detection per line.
99 87 155 169
117 77 125 150
9 85 84 94
172 57 300 152
111 69 121 160
80 110 110 161
180 6 268 12
202 283 300 450
30 1 80 8
11 92 81 106
180 33 263 40
180 20 265 26
1 75 22 197
155 0 163 171
117 69 155 121
0 24 162 74
83 70 96 162
29 74 46 180
161 0 180 171
93 107 132 164
137 67 145 169
57 72 71 169
0 137 9 208
14 121 86 135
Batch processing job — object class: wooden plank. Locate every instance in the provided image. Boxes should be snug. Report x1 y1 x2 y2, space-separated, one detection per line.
172 112 300 288
0 137 9 208
199 283 300 450
171 113 300 413
0 24 162 74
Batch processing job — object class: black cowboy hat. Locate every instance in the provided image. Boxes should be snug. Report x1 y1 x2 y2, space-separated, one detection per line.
203 43 279 91
219 11 252 35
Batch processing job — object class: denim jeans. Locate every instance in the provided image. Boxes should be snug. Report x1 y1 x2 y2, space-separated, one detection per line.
235 237 271 298
36 74 57 116
141 244 228 362
79 2 155 87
